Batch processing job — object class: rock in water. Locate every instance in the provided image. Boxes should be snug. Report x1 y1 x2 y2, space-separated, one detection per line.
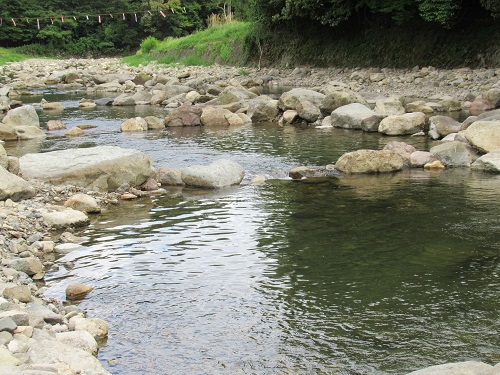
66 282 93 300
18 146 155 192
181 159 244 188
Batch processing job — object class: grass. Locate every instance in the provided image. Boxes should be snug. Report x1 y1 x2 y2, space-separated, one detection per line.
122 21 252 67
0 47 32 66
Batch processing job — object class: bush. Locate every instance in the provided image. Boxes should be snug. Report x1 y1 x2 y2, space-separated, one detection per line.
140 36 160 54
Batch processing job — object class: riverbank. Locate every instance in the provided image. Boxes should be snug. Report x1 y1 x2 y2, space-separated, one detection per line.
0 58 499 374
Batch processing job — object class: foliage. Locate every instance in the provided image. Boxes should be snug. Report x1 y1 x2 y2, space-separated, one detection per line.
0 47 32 65
140 36 160 53
123 21 252 67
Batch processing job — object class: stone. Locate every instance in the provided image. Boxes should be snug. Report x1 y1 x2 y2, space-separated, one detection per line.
0 123 18 141
46 120 67 131
201 107 243 127
0 347 20 366
430 141 478 167
215 86 257 105
469 97 494 115
41 101 64 110
383 141 417 165
2 286 31 303
331 103 381 131
145 116 165 130
56 330 98 355
405 101 434 114
0 144 7 169
156 166 184 186
14 125 46 140
9 257 43 276
483 88 500 108
319 90 367 115
64 193 101 213
0 317 17 333
250 175 267 185
54 243 84 254
120 117 148 132
66 282 93 300
463 120 500 153
181 159 245 188
374 97 406 116
1 105 40 128
26 329 110 374
165 104 202 127
424 160 446 169
131 90 152 104
378 112 426 135
247 96 279 123
7 156 19 174
428 116 463 140
335 150 404 174
296 99 321 122
289 166 339 179
406 361 494 375
279 88 325 111
139 178 159 191
471 149 500 173
69 317 109 340
0 311 29 326
65 127 85 137
410 151 438 167
283 110 299 124
0 167 36 202
19 146 155 192
26 303 64 325
42 208 89 228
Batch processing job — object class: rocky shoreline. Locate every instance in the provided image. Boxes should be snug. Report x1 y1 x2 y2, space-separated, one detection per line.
1 58 499 374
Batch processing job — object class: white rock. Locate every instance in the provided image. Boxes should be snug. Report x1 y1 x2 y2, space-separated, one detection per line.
181 159 244 188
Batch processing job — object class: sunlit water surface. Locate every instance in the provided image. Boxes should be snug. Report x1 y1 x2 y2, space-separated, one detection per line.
6 92 499 374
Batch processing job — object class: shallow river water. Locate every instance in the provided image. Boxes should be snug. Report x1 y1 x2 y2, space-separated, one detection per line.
6 92 499 374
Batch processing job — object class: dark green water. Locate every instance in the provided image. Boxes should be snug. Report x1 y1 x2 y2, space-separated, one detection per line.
11 93 498 374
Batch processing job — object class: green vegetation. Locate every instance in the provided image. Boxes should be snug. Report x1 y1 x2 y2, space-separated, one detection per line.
0 47 31 65
124 21 252 67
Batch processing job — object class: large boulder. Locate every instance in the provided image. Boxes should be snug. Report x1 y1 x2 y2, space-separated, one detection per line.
0 166 36 201
181 159 244 188
463 120 500 153
374 97 406 116
165 104 202 127
428 116 463 140
471 149 500 173
378 112 426 135
279 88 325 111
335 150 404 174
144 116 165 130
1 105 39 128
112 94 135 106
120 117 148 132
406 361 495 375
483 88 500 108
19 146 155 191
247 96 279 123
156 166 184 186
56 331 98 355
201 107 244 127
14 126 46 140
296 98 321 122
430 141 478 167
331 103 381 132
320 90 367 115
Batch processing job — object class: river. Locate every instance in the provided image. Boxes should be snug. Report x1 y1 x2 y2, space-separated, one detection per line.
6 91 499 374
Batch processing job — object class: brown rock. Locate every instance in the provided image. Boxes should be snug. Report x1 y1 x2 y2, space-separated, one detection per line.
66 282 93 300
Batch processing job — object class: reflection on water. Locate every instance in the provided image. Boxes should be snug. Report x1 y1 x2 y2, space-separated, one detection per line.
10 91 499 374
